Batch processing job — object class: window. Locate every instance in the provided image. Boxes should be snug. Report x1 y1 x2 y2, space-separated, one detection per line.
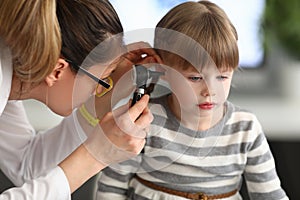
110 0 266 68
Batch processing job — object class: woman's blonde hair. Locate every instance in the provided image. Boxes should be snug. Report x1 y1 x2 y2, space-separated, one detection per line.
0 0 61 85
154 1 239 71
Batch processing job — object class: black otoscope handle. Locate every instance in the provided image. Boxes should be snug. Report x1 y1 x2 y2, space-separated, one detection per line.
131 87 146 107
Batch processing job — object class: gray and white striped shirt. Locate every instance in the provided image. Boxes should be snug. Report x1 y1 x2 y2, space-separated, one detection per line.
97 95 288 200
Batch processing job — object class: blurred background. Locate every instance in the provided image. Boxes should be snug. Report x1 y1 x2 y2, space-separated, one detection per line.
1 0 299 199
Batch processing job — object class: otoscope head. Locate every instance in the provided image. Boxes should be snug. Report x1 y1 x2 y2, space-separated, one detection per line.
132 65 149 87
132 64 165 87
131 64 165 107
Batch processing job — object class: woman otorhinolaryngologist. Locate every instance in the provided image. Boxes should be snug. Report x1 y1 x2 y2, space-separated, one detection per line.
0 0 159 199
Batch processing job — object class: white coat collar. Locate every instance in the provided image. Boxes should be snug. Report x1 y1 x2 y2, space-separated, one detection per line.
0 39 13 116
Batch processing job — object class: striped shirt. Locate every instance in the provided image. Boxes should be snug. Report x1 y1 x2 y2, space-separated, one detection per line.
97 95 288 200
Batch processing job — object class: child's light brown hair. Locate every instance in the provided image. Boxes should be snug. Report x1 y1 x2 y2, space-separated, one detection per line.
154 0 239 71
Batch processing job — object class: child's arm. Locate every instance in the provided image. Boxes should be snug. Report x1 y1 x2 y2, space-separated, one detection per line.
244 118 289 200
96 158 140 200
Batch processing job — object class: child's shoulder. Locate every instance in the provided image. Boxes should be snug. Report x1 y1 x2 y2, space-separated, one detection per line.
149 93 170 106
226 101 260 124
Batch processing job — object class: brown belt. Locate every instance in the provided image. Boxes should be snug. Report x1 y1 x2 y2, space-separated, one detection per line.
135 175 238 200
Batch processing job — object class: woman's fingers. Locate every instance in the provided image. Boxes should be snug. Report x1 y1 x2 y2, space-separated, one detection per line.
127 95 150 122
124 41 163 64
112 95 152 139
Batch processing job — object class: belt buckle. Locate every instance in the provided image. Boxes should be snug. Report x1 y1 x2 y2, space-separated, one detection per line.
195 192 208 200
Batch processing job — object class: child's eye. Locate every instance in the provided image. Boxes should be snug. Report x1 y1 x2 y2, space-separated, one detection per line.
188 76 203 82
216 75 228 81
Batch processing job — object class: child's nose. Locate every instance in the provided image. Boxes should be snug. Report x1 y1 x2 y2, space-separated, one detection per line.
201 82 216 97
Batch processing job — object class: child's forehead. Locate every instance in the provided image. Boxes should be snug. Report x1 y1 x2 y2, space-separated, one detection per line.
175 64 233 73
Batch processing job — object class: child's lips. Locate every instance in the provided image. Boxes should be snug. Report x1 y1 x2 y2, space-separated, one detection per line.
198 102 215 110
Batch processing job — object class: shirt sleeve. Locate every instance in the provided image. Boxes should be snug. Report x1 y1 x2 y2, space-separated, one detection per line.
0 101 87 186
0 167 71 200
96 158 141 200
244 117 289 200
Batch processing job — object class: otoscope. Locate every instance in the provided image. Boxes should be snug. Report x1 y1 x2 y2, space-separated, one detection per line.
131 64 165 106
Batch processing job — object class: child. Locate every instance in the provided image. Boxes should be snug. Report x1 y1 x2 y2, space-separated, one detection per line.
96 1 288 199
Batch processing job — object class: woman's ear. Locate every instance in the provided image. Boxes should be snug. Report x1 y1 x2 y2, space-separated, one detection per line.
45 58 69 87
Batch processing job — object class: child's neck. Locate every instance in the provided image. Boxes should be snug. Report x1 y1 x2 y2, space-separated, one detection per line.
196 106 225 131
168 95 225 131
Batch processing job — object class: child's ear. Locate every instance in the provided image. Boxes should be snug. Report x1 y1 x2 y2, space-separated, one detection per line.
45 58 69 87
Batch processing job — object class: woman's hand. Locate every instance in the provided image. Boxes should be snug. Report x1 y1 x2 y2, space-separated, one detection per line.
60 94 152 192
111 41 162 81
105 42 163 107
83 94 152 165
